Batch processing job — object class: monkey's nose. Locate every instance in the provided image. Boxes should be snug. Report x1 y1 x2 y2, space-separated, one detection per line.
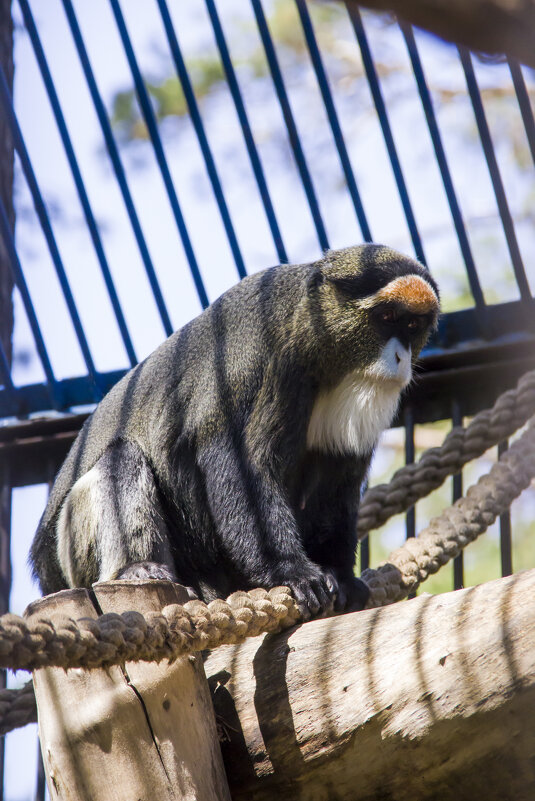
395 351 401 365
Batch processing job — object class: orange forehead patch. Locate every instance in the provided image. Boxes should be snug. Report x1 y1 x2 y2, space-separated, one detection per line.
375 275 439 313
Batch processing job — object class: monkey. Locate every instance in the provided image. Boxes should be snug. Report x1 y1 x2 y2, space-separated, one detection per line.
30 244 439 619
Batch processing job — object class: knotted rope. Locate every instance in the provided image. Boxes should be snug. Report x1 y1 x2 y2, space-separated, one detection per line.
0 586 299 673
362 420 535 605
0 681 37 735
357 368 535 536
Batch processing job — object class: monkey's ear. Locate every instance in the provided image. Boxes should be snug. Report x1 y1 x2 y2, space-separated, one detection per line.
307 269 325 292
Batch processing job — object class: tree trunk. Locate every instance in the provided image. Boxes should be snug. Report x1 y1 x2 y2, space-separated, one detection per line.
205 569 535 801
28 581 231 801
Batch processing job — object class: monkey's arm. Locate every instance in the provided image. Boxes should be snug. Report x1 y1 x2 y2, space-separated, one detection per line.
196 434 336 619
298 451 371 611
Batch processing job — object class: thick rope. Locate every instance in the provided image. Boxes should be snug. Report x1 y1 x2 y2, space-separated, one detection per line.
362 421 535 606
0 587 300 673
0 681 37 735
358 368 535 536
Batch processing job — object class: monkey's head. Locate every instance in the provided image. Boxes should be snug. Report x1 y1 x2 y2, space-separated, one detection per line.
306 244 440 389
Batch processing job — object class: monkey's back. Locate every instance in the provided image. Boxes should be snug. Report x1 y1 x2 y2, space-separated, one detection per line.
31 263 309 589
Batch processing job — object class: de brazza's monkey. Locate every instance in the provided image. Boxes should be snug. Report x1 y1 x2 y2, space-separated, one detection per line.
31 244 439 619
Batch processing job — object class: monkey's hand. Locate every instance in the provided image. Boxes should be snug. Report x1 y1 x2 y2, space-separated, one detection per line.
271 563 341 621
325 572 369 613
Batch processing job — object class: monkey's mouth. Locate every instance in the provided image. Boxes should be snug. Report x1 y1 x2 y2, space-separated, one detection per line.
365 338 412 388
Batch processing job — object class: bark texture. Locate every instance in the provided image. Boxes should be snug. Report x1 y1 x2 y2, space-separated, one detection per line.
29 581 231 801
205 569 535 801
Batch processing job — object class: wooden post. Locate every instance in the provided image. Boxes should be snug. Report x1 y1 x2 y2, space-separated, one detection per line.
26 580 231 801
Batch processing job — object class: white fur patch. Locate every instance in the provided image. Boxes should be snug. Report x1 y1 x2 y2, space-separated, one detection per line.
307 338 411 456
57 464 132 586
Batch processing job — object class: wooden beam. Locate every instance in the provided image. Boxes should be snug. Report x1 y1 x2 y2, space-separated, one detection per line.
205 569 535 800
27 580 231 801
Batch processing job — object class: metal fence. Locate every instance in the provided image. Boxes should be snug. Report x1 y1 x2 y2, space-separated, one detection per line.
0 1 534 798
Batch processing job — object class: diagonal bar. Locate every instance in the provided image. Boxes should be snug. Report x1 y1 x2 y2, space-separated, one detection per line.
204 0 288 263
156 0 247 279
0 64 99 391
19 0 137 367
250 0 330 251
61 0 174 337
109 0 209 309
295 0 372 241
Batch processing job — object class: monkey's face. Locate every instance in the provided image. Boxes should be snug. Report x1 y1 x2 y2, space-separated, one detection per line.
312 245 440 387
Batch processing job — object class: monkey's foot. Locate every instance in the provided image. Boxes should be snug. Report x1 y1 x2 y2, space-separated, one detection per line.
114 561 199 599
330 575 369 613
115 560 177 583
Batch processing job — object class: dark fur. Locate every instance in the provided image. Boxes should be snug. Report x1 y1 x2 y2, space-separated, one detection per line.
30 245 437 618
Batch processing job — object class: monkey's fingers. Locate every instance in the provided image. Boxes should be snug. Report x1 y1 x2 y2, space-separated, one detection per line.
288 576 335 620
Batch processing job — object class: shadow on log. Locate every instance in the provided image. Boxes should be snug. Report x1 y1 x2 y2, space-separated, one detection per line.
205 569 535 801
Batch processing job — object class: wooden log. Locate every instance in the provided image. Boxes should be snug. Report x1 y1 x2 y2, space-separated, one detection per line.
27 581 231 801
205 568 535 801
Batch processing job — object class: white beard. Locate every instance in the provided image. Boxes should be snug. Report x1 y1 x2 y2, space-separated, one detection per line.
306 338 411 456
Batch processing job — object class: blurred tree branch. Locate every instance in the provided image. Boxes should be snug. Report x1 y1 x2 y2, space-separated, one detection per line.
341 0 535 67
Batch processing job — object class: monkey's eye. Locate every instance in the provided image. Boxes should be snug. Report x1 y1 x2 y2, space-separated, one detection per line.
380 309 396 324
407 316 425 331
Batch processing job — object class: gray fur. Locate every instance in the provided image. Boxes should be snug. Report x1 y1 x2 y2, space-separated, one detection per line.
30 245 439 618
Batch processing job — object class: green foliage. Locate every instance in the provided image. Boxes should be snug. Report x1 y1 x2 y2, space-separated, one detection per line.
111 57 226 142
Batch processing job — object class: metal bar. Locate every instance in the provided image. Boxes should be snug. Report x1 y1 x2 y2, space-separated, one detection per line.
250 0 330 251
451 399 463 589
498 440 513 577
156 0 246 279
61 0 174 337
0 194 61 410
0 341 14 396
459 47 533 307
35 743 46 801
108 0 209 308
404 406 415 540
0 64 99 389
404 406 416 598
204 0 288 263
348 7 426 264
400 24 488 330
0 463 12 801
294 0 372 241
19 0 137 367
508 58 535 167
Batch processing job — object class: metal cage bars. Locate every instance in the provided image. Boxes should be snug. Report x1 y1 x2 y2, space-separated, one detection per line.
0 0 534 418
